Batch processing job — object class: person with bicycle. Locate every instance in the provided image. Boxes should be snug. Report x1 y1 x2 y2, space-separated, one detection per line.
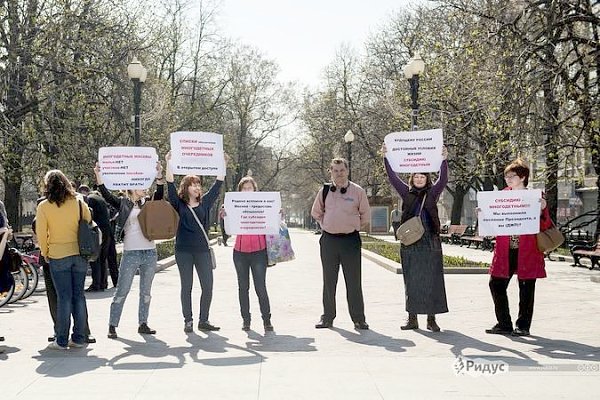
94 161 164 339
0 207 15 311
165 151 226 333
36 170 92 350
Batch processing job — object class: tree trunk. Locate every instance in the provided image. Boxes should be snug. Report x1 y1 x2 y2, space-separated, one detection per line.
450 184 467 225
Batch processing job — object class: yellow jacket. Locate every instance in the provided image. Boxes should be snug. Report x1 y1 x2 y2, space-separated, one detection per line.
36 196 92 259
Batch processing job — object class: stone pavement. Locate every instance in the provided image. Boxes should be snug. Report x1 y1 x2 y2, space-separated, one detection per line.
1 229 599 399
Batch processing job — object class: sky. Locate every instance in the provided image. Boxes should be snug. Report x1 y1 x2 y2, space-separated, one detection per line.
217 0 421 89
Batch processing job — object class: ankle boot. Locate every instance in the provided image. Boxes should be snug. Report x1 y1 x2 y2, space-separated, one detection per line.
427 315 440 332
108 325 117 339
401 313 418 330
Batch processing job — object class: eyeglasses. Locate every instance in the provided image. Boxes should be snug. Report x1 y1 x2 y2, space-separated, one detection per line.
504 173 518 180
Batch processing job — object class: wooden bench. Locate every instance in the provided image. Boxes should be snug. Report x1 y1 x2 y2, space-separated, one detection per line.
570 237 600 270
461 234 495 251
440 224 468 244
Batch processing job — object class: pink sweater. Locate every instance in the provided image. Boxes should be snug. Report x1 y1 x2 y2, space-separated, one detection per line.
234 234 267 253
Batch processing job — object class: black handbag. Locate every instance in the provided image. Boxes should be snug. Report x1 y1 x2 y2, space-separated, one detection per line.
78 200 101 262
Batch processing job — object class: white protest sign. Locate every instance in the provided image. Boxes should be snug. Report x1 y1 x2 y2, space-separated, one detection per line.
384 129 444 173
477 189 542 236
224 192 281 235
98 147 158 190
170 131 225 176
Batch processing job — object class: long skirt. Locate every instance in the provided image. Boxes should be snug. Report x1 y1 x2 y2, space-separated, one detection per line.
400 228 448 315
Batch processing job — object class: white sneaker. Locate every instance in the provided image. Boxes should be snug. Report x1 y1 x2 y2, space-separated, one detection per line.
47 341 68 350
68 340 85 348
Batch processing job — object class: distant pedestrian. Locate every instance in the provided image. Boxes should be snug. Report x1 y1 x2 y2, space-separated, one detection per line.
383 144 449 332
311 157 371 330
219 204 229 246
485 159 551 337
390 204 401 240
77 185 112 292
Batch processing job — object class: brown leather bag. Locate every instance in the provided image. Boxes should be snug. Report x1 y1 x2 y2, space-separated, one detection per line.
536 225 564 253
396 194 427 246
137 200 180 240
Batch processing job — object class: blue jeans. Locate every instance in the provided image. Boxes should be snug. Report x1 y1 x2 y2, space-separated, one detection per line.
49 255 88 347
109 249 157 327
233 249 270 322
175 250 213 323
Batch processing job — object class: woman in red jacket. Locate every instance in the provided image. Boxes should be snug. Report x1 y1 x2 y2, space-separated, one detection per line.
486 159 553 337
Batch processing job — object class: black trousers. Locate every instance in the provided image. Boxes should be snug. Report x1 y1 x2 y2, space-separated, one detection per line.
90 231 110 289
43 262 91 336
392 222 401 240
489 249 536 330
319 231 365 324
104 233 118 288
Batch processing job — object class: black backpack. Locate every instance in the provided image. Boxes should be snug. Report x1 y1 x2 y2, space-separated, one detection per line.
77 200 101 262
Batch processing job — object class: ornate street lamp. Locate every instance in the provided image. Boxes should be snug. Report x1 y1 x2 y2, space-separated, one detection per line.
344 129 355 181
403 53 425 131
127 56 147 146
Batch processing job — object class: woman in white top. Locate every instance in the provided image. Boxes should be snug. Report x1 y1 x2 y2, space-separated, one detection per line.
94 162 164 339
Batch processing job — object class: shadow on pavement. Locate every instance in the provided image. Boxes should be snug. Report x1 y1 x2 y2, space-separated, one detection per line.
332 327 416 353
33 347 109 377
245 330 317 352
108 335 185 370
186 332 264 366
416 329 538 366
0 345 20 359
511 335 600 362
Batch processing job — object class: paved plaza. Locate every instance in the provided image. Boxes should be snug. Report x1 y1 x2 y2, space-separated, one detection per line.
1 229 599 399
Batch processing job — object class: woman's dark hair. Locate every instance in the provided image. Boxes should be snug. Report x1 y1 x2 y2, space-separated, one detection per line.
504 158 530 187
178 175 203 204
43 170 76 206
237 176 258 191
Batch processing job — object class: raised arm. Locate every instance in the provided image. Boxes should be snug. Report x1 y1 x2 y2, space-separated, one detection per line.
384 157 409 198
94 163 121 209
201 179 223 209
152 161 164 201
430 147 449 197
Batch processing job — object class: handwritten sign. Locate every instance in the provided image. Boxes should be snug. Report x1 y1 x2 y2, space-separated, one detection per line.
477 189 542 236
224 192 281 235
170 131 225 176
384 129 443 173
98 147 158 190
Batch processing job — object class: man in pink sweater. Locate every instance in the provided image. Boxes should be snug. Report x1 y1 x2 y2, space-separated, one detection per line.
311 158 371 330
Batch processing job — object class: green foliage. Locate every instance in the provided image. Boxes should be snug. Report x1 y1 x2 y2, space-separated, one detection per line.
362 240 488 269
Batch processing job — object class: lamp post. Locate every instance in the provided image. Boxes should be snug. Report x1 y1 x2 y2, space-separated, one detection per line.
127 56 148 146
403 53 425 131
344 129 355 181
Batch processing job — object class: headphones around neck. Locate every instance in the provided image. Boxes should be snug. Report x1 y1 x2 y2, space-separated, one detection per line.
330 184 348 194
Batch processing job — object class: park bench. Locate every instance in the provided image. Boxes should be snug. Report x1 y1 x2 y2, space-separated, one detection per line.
460 230 495 251
440 224 468 244
570 236 600 270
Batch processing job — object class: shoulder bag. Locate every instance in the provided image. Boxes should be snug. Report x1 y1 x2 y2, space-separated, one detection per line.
187 204 216 269
396 194 427 246
78 200 101 262
536 223 565 253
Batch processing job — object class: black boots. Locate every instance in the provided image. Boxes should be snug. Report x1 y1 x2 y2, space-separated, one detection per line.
401 313 419 330
427 315 440 332
400 314 441 332
108 325 117 339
